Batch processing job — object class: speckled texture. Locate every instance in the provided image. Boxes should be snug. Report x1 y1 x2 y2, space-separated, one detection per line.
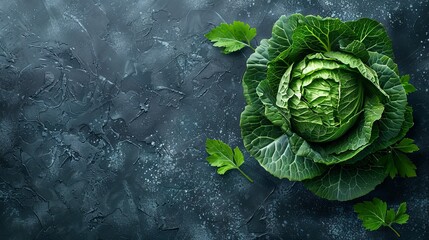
0 0 428 239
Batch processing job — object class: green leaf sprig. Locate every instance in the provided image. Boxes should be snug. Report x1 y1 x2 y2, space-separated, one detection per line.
205 21 256 54
381 138 419 179
400 75 417 94
354 198 409 237
205 139 253 182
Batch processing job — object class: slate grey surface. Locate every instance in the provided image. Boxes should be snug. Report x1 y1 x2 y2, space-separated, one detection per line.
0 0 428 239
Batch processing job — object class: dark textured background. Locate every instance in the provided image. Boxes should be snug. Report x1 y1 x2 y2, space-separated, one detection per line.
0 0 428 239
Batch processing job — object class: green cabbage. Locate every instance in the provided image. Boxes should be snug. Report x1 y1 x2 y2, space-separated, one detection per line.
240 14 414 201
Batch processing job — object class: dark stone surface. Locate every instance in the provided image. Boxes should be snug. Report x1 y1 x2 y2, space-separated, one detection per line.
0 0 428 239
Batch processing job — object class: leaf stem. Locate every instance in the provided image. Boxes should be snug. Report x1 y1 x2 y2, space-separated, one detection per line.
248 44 256 52
387 225 401 237
237 168 254 183
246 41 256 52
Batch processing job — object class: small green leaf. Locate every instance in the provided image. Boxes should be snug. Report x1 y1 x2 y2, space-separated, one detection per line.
205 139 253 182
379 137 418 179
400 75 417 94
395 203 410 224
354 198 387 231
206 139 234 165
233 147 244 167
394 138 419 153
354 198 410 237
386 209 396 223
205 21 256 54
395 214 410 225
382 154 398 179
396 202 407 216
380 149 417 179
392 152 417 178
217 165 235 174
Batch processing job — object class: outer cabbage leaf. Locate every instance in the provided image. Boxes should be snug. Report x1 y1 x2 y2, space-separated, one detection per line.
368 52 407 150
240 104 326 181
265 47 308 101
344 54 410 164
323 51 388 99
345 106 414 164
292 15 355 52
256 66 292 132
346 18 394 59
346 106 414 165
242 39 270 106
340 39 369 62
303 156 388 201
387 105 414 146
268 14 305 58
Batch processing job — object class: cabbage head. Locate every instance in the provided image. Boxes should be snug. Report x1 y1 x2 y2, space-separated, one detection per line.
240 14 414 201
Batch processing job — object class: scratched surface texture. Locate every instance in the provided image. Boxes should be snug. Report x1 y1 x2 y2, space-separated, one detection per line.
0 0 428 239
